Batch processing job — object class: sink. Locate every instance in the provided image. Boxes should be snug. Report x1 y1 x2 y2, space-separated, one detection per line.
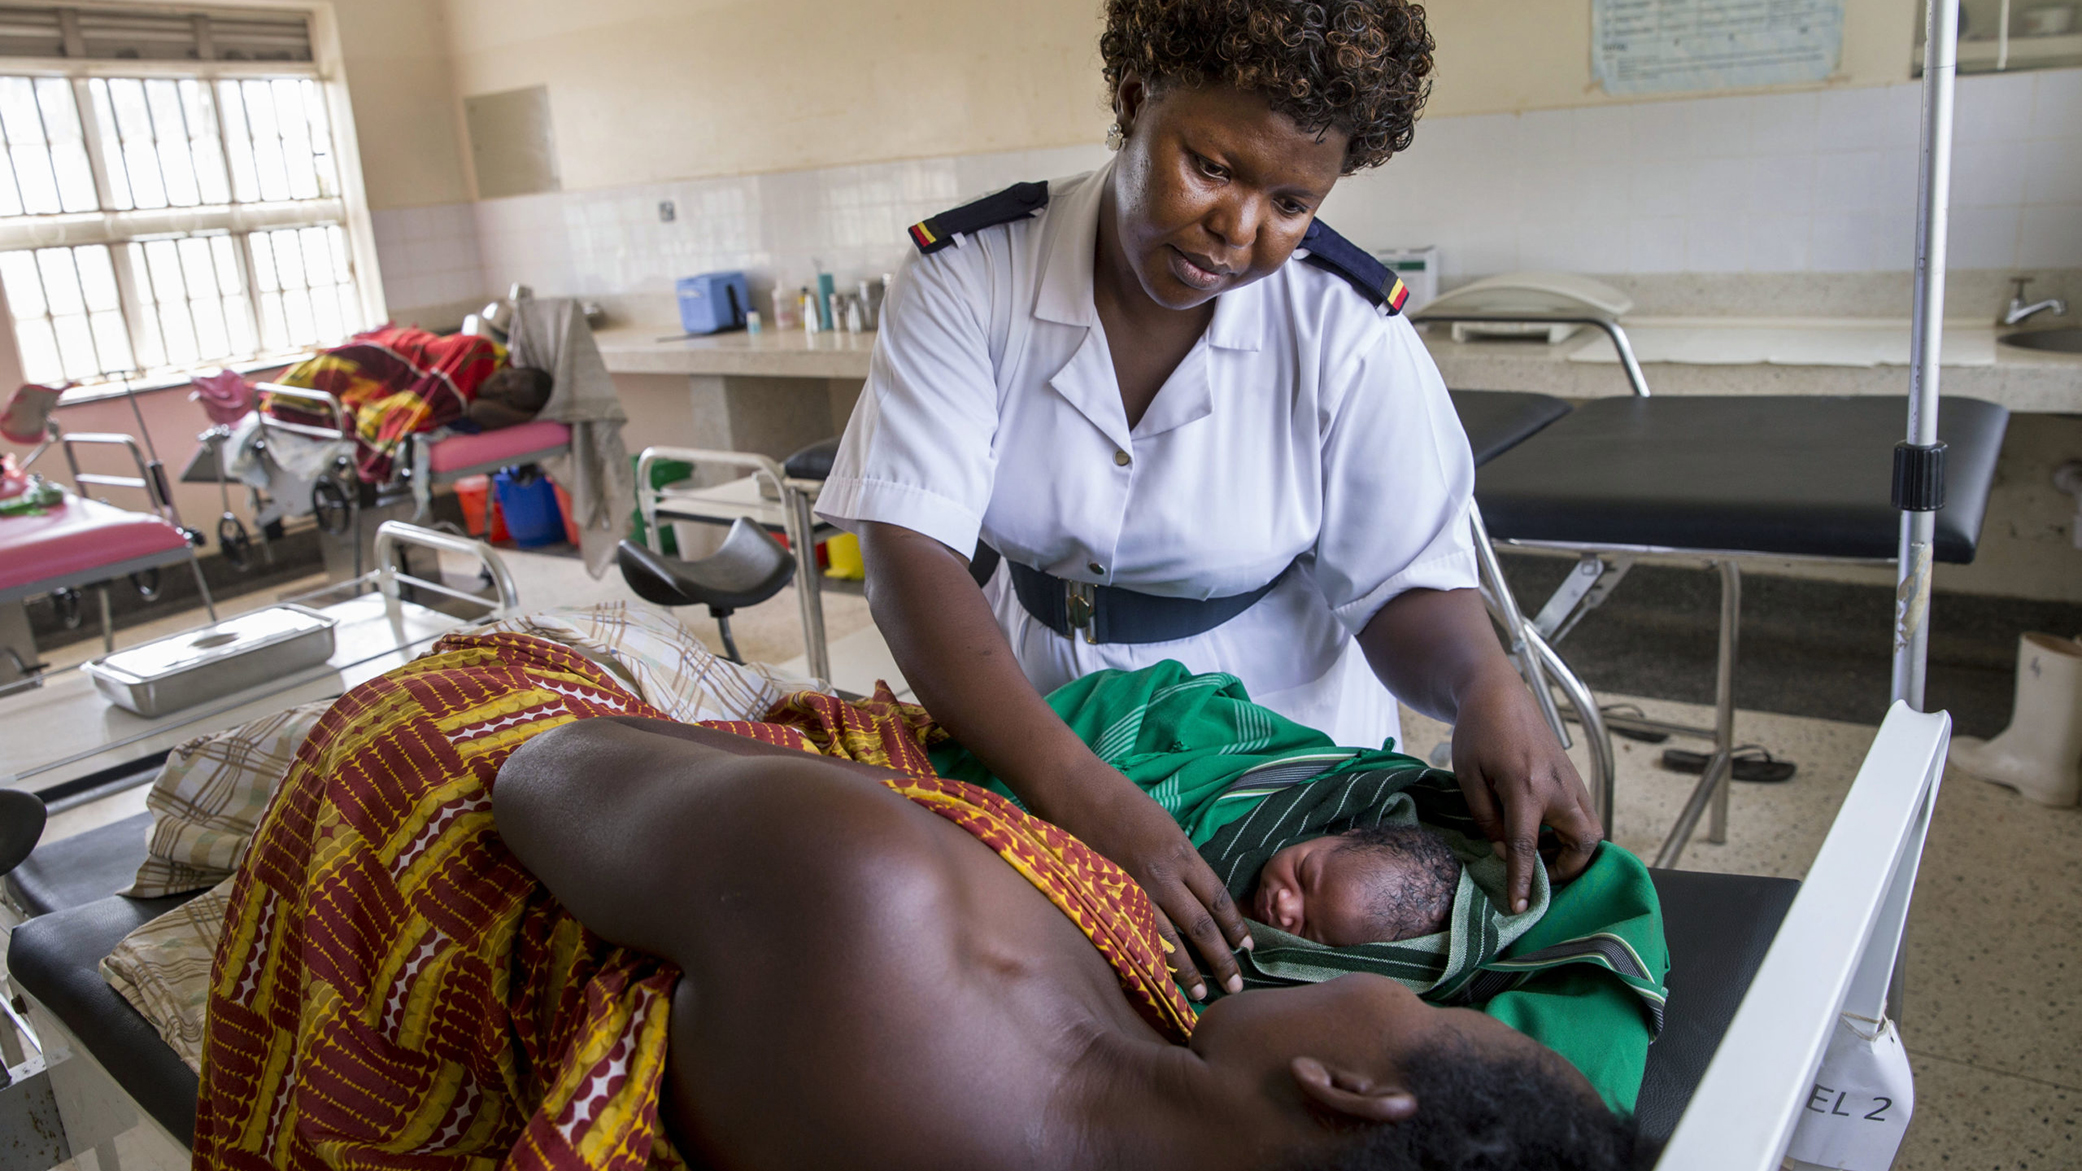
1999 328 2082 354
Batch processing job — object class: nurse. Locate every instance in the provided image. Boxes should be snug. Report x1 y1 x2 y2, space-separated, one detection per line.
818 0 1600 1000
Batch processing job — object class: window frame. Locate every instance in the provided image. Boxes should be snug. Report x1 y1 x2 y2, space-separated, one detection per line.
0 2 386 405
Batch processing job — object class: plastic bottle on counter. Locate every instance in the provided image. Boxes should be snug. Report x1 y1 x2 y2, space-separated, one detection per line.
745 309 762 335
801 287 820 335
769 286 800 331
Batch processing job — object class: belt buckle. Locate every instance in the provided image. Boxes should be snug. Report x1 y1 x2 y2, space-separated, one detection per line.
1065 580 1097 644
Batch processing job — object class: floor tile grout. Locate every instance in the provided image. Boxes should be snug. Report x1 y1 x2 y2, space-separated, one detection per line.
1907 1047 2082 1094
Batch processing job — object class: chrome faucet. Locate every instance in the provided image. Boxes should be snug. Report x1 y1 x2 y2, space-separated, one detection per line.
2004 277 2068 326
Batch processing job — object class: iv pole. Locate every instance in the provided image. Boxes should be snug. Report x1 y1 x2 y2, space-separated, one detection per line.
1893 0 1959 711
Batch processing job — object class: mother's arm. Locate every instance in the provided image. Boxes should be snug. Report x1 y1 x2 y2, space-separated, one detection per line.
1357 587 1602 913
857 520 1251 999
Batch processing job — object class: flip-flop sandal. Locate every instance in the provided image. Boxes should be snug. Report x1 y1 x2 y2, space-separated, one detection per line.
1658 746 1798 784
1600 703 1671 744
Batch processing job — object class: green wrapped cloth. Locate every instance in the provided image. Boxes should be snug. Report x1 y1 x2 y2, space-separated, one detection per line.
929 661 1669 1113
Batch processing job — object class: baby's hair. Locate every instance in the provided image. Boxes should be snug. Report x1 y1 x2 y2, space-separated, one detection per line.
1336 824 1460 942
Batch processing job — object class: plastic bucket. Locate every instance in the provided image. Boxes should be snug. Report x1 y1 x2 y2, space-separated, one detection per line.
552 483 583 547
824 531 864 579
494 467 566 548
455 475 492 536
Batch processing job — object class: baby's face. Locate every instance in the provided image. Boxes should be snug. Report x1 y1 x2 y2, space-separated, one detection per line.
1251 836 1399 947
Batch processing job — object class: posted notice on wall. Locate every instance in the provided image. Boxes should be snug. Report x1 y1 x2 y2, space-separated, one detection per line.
1593 0 1844 96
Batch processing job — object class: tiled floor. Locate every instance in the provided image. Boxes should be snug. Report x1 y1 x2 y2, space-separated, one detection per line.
17 556 2081 1168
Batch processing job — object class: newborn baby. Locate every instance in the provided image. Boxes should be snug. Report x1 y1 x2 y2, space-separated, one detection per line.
1249 824 1462 947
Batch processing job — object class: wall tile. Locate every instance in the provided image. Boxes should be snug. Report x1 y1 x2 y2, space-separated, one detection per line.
429 69 2075 293
1953 70 2040 146
1947 204 2021 268
1630 159 1693 217
1950 139 2033 206
1628 216 1687 273
1811 210 1879 272
1746 213 1811 271
2032 69 2082 139
1750 91 1822 156
2018 204 2082 267
2023 139 2082 204
1685 214 1750 271
1687 95 1756 157
1814 150 1888 212
1572 102 1634 162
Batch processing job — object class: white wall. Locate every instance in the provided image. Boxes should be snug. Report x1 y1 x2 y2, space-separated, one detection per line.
1322 66 2082 279
368 65 2082 322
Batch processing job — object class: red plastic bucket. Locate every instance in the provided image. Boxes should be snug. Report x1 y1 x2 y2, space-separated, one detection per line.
456 475 491 536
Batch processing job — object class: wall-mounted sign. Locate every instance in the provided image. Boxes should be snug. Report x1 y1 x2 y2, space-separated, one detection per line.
1593 0 1844 95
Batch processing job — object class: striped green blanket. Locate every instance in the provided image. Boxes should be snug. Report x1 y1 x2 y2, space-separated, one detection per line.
929 661 1669 1113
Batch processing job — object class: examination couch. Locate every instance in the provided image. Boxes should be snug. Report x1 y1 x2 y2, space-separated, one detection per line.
3 765 1795 1153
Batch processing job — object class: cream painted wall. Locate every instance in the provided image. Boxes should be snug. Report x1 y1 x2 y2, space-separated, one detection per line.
437 0 1109 194
1423 0 1919 117
427 0 1921 192
328 0 473 209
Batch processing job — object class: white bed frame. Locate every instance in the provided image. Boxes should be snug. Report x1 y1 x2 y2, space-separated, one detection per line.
1657 701 1949 1170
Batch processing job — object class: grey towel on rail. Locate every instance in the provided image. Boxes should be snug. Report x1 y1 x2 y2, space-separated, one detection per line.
509 297 632 578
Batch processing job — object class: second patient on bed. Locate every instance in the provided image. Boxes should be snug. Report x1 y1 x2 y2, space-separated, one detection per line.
1250 824 1462 946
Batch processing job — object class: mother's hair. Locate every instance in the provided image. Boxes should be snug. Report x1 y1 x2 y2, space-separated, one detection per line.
1298 1037 1660 1171
1099 0 1435 172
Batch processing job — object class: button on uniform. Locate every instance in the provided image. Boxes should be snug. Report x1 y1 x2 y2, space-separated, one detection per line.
1088 561 1105 575
1114 449 1131 467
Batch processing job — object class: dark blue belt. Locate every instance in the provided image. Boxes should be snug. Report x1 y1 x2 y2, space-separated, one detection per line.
1001 555 1284 645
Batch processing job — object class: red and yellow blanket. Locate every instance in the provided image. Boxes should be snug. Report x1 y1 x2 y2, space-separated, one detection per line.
193 631 1190 1171
265 325 503 482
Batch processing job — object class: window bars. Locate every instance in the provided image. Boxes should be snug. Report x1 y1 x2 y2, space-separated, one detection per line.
0 59 362 390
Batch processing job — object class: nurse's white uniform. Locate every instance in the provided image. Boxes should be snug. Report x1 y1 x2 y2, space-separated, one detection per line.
817 161 1478 750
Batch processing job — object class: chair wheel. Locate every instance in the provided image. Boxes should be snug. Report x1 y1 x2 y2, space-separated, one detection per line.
218 515 253 570
312 478 355 536
130 568 161 599
51 587 81 629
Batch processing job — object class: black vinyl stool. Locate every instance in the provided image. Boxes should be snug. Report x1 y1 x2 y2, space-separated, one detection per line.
618 518 796 663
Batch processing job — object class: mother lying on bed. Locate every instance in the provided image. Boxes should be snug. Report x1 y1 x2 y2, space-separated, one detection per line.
189 630 1642 1171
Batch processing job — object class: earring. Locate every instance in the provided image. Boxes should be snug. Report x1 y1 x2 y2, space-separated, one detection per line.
1105 121 1124 151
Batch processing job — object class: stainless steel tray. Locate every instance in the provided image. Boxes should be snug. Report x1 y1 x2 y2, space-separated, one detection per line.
83 604 338 717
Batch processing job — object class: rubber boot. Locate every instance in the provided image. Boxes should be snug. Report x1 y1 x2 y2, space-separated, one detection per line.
1950 633 2082 807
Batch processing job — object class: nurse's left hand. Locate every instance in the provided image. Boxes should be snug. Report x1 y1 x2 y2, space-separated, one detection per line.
1448 671 1603 915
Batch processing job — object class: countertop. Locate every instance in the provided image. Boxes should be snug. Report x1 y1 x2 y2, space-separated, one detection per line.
595 326 877 379
593 320 2082 413
1423 322 2081 413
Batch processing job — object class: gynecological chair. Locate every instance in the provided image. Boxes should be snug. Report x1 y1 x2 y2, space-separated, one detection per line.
629 446 836 681
1412 307 2008 868
1 385 217 670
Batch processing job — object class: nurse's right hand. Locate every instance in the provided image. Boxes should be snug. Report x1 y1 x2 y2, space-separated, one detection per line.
1058 765 1254 1001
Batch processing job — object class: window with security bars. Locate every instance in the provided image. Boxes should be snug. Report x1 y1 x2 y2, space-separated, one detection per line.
0 8 373 393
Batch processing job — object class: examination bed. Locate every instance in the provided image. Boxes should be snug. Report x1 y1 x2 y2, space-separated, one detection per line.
1 616 1947 1171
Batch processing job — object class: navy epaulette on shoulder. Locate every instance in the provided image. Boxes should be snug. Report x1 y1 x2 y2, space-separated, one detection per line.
1296 220 1408 316
908 181 1049 255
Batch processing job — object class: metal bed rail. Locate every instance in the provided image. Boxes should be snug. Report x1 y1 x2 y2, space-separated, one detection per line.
1408 312 1652 399
251 381 354 444
1656 701 1948 1170
634 446 831 683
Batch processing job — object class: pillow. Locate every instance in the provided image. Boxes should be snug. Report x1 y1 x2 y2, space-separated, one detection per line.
124 603 792 898
123 700 332 898
100 875 235 1072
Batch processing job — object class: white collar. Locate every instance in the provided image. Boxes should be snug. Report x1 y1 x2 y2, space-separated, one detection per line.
1033 158 1265 353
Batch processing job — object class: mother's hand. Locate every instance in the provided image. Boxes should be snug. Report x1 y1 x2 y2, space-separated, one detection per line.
1448 669 1602 913
1045 762 1253 1001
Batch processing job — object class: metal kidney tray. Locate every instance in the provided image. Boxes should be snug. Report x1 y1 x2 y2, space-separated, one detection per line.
83 604 338 717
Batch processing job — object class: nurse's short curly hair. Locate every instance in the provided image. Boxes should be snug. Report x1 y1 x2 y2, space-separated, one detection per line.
1099 0 1434 172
